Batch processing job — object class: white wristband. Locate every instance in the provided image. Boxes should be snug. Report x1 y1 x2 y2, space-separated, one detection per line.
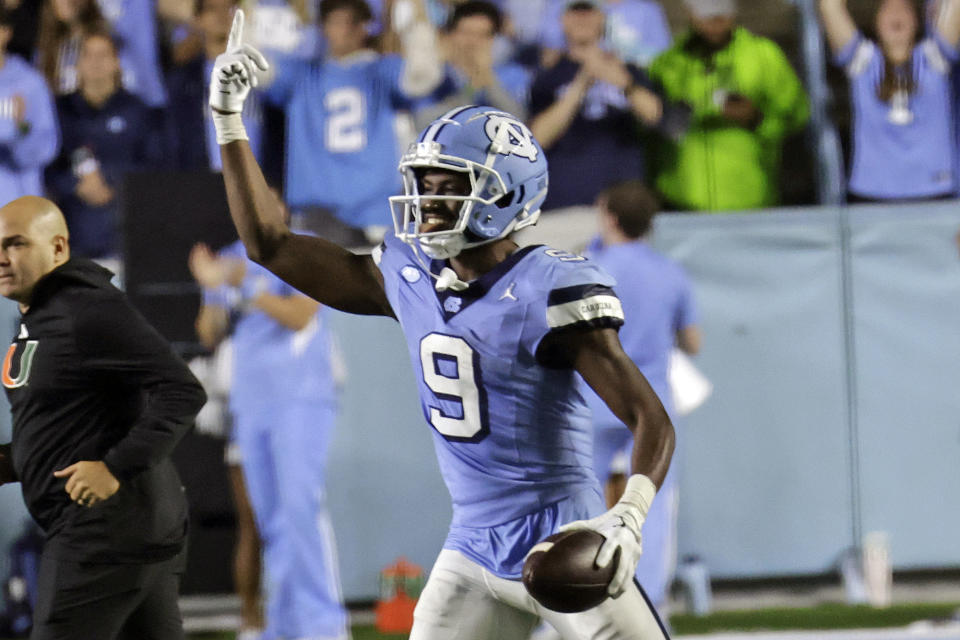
620 474 657 521
212 111 248 145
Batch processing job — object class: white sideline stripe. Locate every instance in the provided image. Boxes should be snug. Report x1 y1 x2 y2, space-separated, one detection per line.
676 624 960 640
547 295 624 329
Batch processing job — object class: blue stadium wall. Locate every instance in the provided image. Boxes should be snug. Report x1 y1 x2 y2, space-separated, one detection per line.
1 201 958 600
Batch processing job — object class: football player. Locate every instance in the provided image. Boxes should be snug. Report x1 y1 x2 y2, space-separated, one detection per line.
209 11 674 639
585 180 701 614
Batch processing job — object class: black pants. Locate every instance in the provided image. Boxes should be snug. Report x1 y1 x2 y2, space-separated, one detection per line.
30 547 185 640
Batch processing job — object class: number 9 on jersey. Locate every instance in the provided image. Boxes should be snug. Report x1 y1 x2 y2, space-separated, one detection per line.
419 333 488 441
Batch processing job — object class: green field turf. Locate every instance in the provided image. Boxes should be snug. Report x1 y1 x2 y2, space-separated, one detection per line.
184 629 405 640
5 602 956 640
670 602 960 635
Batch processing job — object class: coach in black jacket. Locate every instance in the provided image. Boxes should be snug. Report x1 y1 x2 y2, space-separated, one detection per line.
0 196 206 640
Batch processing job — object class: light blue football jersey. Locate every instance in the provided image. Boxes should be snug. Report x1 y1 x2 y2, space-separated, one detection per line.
210 241 338 415
375 233 626 576
265 53 411 228
837 33 958 198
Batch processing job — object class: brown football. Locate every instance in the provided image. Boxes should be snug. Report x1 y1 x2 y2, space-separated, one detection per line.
521 529 617 613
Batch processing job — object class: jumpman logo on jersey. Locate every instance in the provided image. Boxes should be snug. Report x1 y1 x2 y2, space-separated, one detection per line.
499 282 518 301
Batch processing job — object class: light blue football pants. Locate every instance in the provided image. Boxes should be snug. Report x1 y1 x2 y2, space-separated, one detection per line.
233 401 348 640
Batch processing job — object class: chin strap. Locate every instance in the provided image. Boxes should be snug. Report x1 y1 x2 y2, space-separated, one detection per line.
435 267 469 292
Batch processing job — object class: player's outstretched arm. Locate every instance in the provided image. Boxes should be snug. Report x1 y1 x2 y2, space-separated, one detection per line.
212 10 393 317
571 328 674 487
556 327 675 598
219 143 393 316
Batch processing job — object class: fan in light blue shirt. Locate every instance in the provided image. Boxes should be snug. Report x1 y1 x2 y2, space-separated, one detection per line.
821 0 960 200
413 1 531 130
0 40 59 203
263 0 443 231
194 230 345 640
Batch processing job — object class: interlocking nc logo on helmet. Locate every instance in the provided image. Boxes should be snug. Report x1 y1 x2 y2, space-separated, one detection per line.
484 115 539 162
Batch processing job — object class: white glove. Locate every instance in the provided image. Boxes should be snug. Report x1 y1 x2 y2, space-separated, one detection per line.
559 474 657 598
208 9 268 114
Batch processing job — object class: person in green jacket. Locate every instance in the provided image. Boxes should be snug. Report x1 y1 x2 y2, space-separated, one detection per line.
649 0 810 212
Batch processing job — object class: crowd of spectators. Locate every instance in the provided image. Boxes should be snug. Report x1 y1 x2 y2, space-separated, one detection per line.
2 0 960 264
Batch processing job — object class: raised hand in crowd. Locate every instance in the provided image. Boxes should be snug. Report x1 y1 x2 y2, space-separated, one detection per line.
573 44 631 89
188 242 245 290
458 37 496 89
415 1 531 129
74 165 114 208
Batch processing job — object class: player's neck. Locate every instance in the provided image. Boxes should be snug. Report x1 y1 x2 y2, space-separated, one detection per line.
606 234 646 247
449 238 519 282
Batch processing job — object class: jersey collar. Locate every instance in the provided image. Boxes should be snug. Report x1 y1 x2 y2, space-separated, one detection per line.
432 245 540 320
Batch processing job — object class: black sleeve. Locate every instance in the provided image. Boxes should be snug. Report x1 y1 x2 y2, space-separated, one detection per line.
0 442 16 482
74 293 207 480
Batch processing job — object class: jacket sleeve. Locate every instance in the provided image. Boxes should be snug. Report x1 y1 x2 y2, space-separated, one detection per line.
74 292 207 480
755 39 810 144
649 51 721 128
0 442 16 482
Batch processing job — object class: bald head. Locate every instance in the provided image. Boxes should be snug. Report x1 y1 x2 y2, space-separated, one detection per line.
0 196 69 239
0 196 70 308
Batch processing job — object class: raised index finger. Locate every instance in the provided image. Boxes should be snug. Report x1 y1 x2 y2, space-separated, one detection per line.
227 8 245 51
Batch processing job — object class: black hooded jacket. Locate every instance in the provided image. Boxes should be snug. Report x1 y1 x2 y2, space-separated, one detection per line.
2 259 206 562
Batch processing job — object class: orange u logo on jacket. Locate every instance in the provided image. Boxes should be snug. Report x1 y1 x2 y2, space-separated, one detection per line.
3 341 38 389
